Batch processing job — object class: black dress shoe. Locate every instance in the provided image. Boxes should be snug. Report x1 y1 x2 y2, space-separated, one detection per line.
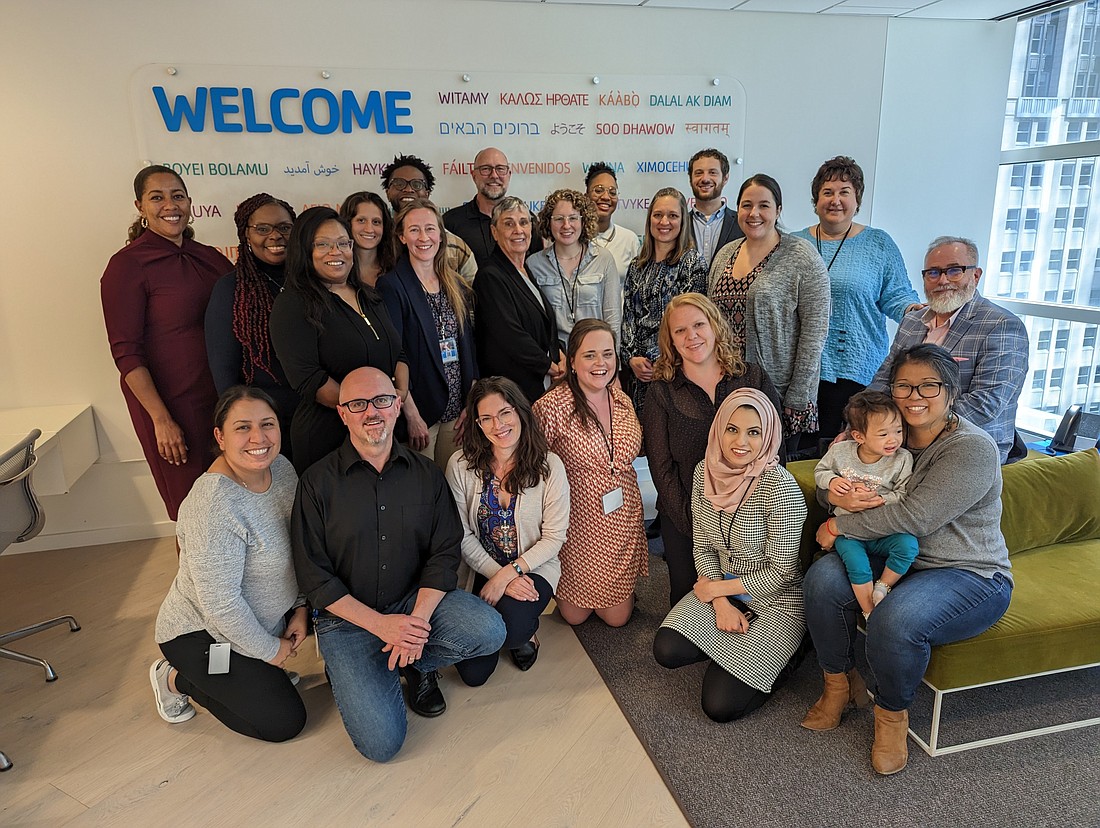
400 666 446 717
509 636 540 671
645 515 662 540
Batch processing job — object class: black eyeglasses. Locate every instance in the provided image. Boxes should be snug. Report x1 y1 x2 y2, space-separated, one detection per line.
248 222 294 236
338 395 398 412
474 164 510 177
921 265 976 281
890 382 945 399
388 178 428 192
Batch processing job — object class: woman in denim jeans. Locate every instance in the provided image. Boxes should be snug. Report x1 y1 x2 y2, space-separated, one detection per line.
801 344 1013 775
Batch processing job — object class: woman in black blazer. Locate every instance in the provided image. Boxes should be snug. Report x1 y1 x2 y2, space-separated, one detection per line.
379 200 477 468
473 196 563 403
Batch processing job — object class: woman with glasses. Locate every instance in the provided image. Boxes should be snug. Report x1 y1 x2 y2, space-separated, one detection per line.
445 377 568 682
527 188 622 351
339 191 395 290
474 196 563 403
586 162 641 281
205 193 300 461
803 344 1012 776
270 206 406 473
101 165 232 522
793 157 920 448
534 319 647 628
379 200 477 469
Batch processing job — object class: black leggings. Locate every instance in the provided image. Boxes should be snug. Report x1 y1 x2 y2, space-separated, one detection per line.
660 517 696 609
160 630 306 742
455 572 553 687
653 627 775 723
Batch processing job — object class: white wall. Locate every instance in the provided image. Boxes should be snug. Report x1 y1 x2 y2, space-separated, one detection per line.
0 0 1014 550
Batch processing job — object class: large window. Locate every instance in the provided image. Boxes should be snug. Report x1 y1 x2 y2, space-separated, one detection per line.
989 0 1100 435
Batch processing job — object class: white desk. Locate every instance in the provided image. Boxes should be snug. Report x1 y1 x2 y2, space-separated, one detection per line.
0 405 99 496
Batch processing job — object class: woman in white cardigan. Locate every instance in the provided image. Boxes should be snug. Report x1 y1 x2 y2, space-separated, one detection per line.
446 376 569 684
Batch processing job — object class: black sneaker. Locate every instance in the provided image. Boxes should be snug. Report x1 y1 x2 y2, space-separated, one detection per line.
400 666 446 717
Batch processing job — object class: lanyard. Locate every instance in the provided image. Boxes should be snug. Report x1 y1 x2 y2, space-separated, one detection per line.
597 387 616 474
718 484 754 551
554 248 583 319
814 224 851 272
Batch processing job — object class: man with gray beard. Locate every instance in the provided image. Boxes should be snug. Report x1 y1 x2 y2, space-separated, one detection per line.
868 236 1028 463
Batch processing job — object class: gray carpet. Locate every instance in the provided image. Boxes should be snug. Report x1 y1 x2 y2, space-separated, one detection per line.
572 550 1100 828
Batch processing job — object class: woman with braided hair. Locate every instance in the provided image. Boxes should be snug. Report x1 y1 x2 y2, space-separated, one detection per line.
205 193 301 461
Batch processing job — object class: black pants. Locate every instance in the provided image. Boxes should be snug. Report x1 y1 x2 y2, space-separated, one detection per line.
455 572 553 687
653 627 781 723
661 517 696 609
160 630 306 742
817 378 866 444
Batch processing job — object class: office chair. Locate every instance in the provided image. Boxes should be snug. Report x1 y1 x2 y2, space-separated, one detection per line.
0 429 81 771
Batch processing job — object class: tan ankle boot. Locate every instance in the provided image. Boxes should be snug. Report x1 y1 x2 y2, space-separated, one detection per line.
801 671 850 731
871 705 909 775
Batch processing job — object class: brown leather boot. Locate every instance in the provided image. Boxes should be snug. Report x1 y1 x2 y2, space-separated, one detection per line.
871 705 909 775
801 671 850 731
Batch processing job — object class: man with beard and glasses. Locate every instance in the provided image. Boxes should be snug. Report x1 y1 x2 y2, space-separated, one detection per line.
380 153 478 281
291 367 505 762
868 236 1028 463
443 146 542 263
687 148 743 268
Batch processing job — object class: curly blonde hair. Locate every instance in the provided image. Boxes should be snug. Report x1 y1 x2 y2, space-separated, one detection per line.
652 293 746 382
536 189 598 246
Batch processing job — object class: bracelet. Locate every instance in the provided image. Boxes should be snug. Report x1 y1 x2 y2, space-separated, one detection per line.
511 561 524 576
824 518 839 537
873 580 891 595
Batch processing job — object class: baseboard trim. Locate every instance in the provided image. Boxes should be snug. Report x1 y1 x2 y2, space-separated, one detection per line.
11 521 176 554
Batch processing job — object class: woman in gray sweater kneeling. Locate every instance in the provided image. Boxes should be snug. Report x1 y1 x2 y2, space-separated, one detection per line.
801 344 1013 775
151 386 307 742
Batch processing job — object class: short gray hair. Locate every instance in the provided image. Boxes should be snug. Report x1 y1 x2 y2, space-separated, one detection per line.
491 196 529 225
926 235 979 263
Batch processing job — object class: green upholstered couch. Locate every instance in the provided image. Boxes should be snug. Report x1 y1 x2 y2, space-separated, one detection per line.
787 447 1100 754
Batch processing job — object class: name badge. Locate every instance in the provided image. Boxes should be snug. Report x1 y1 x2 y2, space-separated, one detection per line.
602 486 624 515
440 337 459 364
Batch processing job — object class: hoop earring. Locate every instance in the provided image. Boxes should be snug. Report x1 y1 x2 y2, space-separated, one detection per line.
140 216 148 228
188 215 195 225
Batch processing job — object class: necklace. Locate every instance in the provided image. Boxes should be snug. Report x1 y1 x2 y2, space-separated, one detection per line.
814 223 852 271
554 247 583 319
353 291 381 340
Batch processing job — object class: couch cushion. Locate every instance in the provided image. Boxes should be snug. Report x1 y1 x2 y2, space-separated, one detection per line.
923 538 1100 689
999 448 1100 555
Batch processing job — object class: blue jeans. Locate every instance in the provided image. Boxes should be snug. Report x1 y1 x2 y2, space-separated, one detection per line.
834 533 919 584
316 588 506 762
804 552 1012 710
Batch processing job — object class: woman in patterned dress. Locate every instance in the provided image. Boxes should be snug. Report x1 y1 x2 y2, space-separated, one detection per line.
446 377 568 683
379 199 476 468
620 187 709 415
534 319 648 627
707 174 830 454
653 387 807 722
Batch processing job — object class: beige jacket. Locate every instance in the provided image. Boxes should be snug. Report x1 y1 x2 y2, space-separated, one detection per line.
445 452 569 592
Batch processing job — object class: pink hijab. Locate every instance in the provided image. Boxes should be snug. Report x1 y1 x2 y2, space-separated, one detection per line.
703 387 782 512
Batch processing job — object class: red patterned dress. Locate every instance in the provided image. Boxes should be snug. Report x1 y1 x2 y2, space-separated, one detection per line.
533 383 648 608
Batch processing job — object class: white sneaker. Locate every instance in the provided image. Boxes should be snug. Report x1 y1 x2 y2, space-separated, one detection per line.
286 670 300 686
149 659 196 723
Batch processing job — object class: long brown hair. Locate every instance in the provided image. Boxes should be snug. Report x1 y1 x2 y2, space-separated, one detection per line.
635 187 693 268
564 318 618 432
652 293 745 382
460 377 550 496
393 199 473 332
339 190 396 274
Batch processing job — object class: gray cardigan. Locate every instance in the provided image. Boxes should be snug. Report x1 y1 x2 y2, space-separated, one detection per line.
833 418 1012 582
708 233 830 410
155 455 304 661
445 451 569 592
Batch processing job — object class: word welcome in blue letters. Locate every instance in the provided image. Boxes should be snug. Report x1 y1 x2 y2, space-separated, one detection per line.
151 86 413 135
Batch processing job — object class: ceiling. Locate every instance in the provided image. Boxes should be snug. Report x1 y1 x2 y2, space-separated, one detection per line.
486 0 1045 20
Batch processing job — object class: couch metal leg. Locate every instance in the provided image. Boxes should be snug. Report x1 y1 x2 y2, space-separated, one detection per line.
0 751 12 771
0 615 81 682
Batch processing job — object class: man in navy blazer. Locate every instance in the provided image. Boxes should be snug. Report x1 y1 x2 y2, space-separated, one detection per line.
869 236 1029 463
688 148 744 269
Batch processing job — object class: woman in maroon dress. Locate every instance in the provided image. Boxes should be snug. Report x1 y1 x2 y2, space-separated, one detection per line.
101 165 232 520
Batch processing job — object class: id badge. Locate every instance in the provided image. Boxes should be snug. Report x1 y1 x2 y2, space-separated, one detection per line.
439 337 459 364
208 642 231 674
602 486 624 515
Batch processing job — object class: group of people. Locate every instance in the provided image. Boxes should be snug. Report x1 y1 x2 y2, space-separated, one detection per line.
101 145 1026 775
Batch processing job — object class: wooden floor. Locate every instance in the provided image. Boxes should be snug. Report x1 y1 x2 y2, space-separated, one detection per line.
0 539 687 827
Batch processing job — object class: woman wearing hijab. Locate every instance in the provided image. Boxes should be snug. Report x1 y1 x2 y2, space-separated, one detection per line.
653 387 807 722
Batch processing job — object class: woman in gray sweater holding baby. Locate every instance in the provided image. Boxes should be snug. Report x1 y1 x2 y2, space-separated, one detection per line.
801 344 1013 776
151 386 307 742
